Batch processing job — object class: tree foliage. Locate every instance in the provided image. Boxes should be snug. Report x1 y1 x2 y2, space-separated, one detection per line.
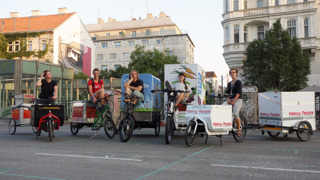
99 45 180 84
242 19 310 92
74 71 89 80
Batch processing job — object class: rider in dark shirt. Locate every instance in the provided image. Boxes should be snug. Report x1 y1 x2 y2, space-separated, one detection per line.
36 70 58 104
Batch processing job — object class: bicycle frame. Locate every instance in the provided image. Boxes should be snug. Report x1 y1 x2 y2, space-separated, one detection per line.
38 110 60 130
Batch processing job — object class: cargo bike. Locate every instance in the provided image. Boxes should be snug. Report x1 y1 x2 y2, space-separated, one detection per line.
70 93 117 139
249 92 316 141
117 74 161 142
30 99 64 142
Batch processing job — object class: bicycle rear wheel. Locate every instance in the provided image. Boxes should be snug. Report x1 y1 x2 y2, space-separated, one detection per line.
118 116 134 142
185 121 196 147
104 115 117 139
232 115 247 142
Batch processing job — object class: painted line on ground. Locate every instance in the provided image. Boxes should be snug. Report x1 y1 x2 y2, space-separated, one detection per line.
136 145 214 180
0 172 64 180
34 153 142 162
210 164 320 174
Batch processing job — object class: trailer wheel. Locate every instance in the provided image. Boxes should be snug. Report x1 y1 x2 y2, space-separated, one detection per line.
8 118 16 135
267 131 280 138
296 121 312 141
70 122 80 135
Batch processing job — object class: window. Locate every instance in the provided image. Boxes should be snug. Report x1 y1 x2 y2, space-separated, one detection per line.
110 53 116 59
114 64 120 70
160 28 164 35
102 43 108 48
132 31 136 38
170 37 178 44
106 33 110 37
304 0 308 2
244 0 248 9
225 0 229 12
40 40 47 51
119 32 124 36
114 42 121 47
142 40 148 46
128 41 135 46
304 18 309 38
257 0 263 7
146 29 151 36
287 20 296 38
257 26 264 40
156 39 163 45
275 0 279 5
123 52 130 59
225 26 230 44
169 51 173 56
234 25 239 43
287 0 295 4
7 41 19 52
27 40 33 51
8 42 13 52
233 0 239 11
101 65 108 71
97 54 104 60
244 26 247 42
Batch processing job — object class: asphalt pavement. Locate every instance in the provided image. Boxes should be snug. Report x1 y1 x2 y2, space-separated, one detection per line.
0 121 320 180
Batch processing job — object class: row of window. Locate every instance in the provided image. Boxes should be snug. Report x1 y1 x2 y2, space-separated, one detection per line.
94 28 166 38
7 40 47 52
101 65 121 71
97 50 174 61
225 18 309 44
97 38 179 49
226 0 309 12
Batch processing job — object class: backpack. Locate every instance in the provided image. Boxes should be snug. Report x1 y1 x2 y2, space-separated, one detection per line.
87 78 102 93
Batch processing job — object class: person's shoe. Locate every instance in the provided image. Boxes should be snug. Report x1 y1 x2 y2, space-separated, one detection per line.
98 105 106 111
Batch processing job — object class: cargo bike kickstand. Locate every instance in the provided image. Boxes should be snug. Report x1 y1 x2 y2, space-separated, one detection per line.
31 98 64 142
71 93 117 139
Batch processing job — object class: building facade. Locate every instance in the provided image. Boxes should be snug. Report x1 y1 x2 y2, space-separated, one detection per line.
85 12 195 71
0 8 95 77
222 0 320 86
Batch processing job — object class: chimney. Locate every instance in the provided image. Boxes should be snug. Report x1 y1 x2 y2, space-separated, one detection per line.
108 17 112 22
159 12 166 18
147 13 153 19
31 10 41 17
10 12 20 18
58 7 68 14
97 18 104 24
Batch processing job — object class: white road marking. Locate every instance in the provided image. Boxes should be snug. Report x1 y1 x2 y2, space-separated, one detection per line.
210 164 320 174
35 153 142 162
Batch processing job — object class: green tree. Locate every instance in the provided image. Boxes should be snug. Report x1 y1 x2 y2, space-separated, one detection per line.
99 65 130 79
242 19 310 92
129 45 180 83
74 71 89 80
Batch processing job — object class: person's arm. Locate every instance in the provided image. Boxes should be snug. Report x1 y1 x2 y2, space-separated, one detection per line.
88 81 97 102
124 78 133 88
226 83 232 104
36 72 45 87
52 85 58 100
129 80 143 92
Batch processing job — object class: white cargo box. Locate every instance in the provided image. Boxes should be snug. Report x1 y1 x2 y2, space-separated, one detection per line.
259 92 316 130
186 105 233 132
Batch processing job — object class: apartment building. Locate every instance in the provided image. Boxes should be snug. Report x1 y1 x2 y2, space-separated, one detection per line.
85 12 195 71
222 0 320 86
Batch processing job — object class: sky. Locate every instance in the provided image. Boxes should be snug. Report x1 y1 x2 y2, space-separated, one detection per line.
0 0 229 79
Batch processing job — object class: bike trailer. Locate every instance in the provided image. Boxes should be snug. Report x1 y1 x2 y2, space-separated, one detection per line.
11 104 31 125
71 101 97 123
31 105 64 127
259 92 316 131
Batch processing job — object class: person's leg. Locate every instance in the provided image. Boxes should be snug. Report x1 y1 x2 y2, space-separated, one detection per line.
175 93 185 106
94 89 105 106
232 99 243 131
132 90 144 105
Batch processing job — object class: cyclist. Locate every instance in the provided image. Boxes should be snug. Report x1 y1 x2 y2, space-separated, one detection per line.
174 72 190 108
36 70 57 104
222 69 243 136
124 70 144 106
88 68 109 109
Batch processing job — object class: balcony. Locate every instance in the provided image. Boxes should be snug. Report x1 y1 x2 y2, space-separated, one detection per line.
223 43 249 55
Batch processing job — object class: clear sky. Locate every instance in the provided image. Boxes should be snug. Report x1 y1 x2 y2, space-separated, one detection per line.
0 0 229 79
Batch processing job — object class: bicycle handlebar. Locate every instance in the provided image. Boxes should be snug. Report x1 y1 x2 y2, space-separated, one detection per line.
151 89 189 93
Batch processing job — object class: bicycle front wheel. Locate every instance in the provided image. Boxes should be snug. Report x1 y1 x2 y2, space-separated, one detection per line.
48 119 53 142
104 115 117 139
118 116 134 142
165 115 174 144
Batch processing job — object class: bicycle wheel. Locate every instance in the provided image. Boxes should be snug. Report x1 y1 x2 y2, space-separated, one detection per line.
296 121 312 141
70 122 80 135
118 116 134 142
104 115 117 139
48 119 53 142
8 118 16 135
232 115 247 142
165 116 174 144
155 114 161 136
267 131 280 138
185 121 196 147
32 126 37 134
